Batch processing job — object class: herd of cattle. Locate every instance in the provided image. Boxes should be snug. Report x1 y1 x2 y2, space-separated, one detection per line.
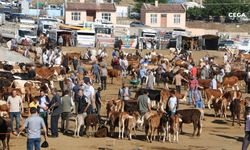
0 50 249 149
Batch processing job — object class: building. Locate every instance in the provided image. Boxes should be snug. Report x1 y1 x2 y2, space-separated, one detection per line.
65 1 116 25
140 1 186 29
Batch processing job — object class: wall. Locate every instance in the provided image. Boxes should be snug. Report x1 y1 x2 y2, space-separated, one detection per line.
116 6 128 17
144 12 186 29
96 12 116 24
145 13 161 27
65 11 86 25
166 13 186 29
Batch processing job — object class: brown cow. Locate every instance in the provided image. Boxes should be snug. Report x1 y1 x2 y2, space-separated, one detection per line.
35 67 59 80
204 88 223 109
230 99 242 126
108 111 121 137
223 76 239 88
107 69 120 84
145 112 163 142
124 111 140 140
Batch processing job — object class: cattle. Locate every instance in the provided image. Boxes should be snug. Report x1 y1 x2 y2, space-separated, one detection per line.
198 79 222 89
106 99 123 117
204 88 223 109
107 69 120 84
145 112 163 142
0 79 12 91
174 60 188 68
168 114 181 143
223 76 239 88
135 89 161 108
74 113 87 137
94 125 108 138
124 112 140 140
230 99 241 126
158 113 169 142
3 64 13 71
0 71 14 80
35 67 59 80
124 100 138 112
85 114 99 137
118 112 130 139
108 111 120 137
177 109 202 136
0 104 8 118
0 117 10 150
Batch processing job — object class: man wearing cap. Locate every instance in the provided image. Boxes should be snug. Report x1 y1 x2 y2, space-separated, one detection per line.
83 81 96 114
188 76 198 105
19 107 47 150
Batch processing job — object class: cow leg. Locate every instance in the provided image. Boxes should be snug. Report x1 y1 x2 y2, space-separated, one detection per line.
74 118 78 137
237 112 241 126
2 140 6 150
208 98 212 109
232 113 235 126
6 134 10 150
121 120 125 139
176 129 179 143
192 122 197 136
179 123 183 134
153 128 156 141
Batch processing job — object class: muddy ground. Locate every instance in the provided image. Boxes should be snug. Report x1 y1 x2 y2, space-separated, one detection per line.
2 47 247 150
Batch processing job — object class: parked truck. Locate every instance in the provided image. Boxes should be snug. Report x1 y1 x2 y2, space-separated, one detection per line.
0 19 37 44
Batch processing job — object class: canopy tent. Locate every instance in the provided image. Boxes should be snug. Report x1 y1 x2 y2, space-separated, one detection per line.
202 34 219 50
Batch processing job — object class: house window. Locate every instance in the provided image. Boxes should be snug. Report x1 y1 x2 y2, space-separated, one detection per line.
102 13 111 21
71 12 81 21
174 14 181 24
150 14 157 24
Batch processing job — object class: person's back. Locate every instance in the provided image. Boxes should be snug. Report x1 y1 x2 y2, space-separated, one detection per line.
61 95 72 113
25 115 45 139
138 94 150 115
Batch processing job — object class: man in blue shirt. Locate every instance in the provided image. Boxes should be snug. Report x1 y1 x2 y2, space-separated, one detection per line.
91 62 100 83
19 107 47 150
139 66 147 87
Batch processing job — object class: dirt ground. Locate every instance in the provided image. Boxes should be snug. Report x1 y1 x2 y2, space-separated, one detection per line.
4 48 248 150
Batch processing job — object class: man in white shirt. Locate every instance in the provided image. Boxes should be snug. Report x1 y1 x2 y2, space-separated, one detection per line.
225 63 231 75
7 90 23 133
167 90 178 116
211 76 217 89
83 81 96 113
224 53 228 63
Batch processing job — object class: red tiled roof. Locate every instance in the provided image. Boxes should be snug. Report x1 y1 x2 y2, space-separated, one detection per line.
66 3 116 12
142 3 185 13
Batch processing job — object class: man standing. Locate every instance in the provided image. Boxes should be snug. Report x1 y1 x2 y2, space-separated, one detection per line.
76 89 90 126
92 62 100 83
188 77 198 105
72 80 83 114
138 91 151 117
48 89 62 138
139 66 147 87
7 90 23 134
167 90 178 116
225 62 231 76
100 65 107 90
20 107 47 150
146 70 155 89
224 53 228 64
95 87 102 116
83 81 96 114
242 108 250 150
38 91 50 135
61 90 74 134
172 70 188 93
72 56 78 71
210 76 217 89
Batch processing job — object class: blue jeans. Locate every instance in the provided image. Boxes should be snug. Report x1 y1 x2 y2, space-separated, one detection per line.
188 89 194 105
27 138 41 150
10 112 21 131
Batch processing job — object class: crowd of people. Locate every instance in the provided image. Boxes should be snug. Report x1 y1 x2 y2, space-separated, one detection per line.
3 39 250 150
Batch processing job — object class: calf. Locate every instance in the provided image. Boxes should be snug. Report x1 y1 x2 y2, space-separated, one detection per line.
230 99 241 126
125 112 140 140
107 69 120 84
118 112 130 139
168 114 180 143
74 113 87 137
85 114 99 136
94 125 108 138
145 113 163 142
177 109 202 136
106 99 123 117
204 88 223 109
0 117 10 150
223 76 239 88
108 111 120 137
